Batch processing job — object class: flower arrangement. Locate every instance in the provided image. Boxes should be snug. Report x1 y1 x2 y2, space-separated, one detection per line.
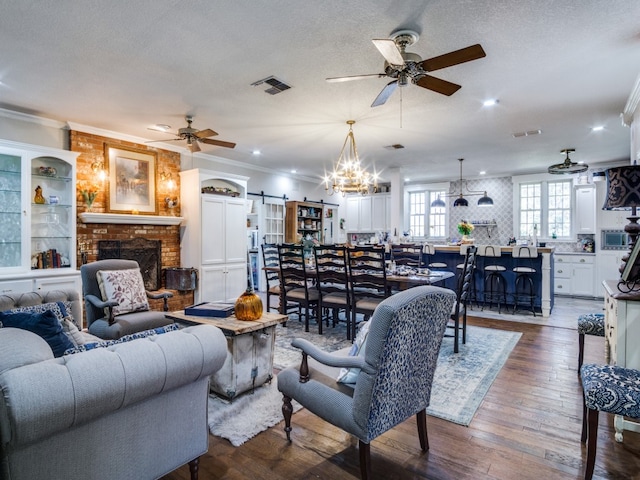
457 221 474 236
78 182 99 210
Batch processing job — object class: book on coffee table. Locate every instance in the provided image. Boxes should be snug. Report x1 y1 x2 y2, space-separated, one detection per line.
184 302 235 318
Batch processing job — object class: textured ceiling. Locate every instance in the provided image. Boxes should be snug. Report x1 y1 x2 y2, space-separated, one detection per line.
1 0 639 183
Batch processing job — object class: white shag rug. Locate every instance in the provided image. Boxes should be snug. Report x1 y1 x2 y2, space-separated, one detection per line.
208 381 302 446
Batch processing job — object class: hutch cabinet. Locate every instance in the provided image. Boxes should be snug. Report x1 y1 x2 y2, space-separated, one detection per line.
180 169 248 303
285 201 324 243
0 139 80 294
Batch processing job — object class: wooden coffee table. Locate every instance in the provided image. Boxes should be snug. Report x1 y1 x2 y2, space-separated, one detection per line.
166 311 288 400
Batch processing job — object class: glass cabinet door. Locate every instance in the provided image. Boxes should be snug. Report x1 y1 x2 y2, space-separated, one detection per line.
0 153 23 268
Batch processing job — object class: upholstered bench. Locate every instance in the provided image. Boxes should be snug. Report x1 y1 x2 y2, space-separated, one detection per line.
580 364 640 480
577 313 605 372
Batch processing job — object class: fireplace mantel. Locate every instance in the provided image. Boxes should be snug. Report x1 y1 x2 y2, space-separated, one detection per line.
79 212 184 226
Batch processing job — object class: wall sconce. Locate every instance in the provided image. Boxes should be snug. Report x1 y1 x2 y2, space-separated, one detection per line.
159 171 176 192
91 161 107 181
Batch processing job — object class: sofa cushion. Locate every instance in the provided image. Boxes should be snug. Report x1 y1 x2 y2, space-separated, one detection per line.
64 323 179 355
97 268 149 316
337 320 371 384
0 310 74 357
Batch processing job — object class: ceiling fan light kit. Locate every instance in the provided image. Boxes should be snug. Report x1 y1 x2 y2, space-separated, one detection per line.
431 158 494 208
324 120 377 196
327 29 486 107
548 148 588 174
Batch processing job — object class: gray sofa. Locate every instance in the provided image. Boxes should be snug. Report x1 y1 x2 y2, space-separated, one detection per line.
0 289 227 480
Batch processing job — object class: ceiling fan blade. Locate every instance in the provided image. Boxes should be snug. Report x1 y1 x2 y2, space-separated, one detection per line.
420 44 486 72
371 80 398 107
145 137 182 143
415 75 461 96
188 140 201 153
200 138 236 149
195 128 218 139
372 38 404 66
326 73 386 83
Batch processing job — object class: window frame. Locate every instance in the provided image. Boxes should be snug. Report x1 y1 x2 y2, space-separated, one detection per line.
512 173 575 240
405 183 449 240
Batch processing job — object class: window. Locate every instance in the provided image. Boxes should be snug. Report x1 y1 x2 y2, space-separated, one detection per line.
408 190 446 238
517 179 572 238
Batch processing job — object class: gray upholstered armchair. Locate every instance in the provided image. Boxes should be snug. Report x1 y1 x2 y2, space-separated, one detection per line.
277 285 456 480
81 259 174 339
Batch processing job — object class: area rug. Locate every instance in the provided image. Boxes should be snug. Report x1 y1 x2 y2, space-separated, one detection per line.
208 318 521 446
208 382 302 446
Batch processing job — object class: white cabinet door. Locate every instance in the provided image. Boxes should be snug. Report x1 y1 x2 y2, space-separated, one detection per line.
0 279 33 295
225 262 248 301
575 186 596 234
226 199 249 263
346 197 360 231
34 274 81 292
200 265 227 302
573 262 595 296
597 251 625 290
201 196 225 264
359 197 372 231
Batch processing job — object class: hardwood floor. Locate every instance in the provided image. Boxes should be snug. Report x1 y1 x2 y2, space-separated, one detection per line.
162 316 640 479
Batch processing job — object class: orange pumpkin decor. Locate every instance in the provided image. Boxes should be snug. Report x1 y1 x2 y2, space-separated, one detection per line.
234 287 263 321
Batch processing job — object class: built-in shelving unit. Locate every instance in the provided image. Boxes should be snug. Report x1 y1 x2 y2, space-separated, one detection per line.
285 201 324 243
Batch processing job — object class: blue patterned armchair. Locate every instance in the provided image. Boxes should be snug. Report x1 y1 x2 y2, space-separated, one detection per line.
277 285 456 480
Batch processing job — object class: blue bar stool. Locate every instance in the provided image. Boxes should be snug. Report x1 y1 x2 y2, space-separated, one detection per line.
511 246 538 316
478 245 507 313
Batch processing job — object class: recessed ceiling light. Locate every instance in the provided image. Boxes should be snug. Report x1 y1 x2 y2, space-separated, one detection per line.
252 149 261 155
483 99 498 107
154 124 171 131
405 177 410 182
290 169 297 174
479 171 486 175
591 126 604 132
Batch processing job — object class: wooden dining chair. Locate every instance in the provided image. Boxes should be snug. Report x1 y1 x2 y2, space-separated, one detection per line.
313 244 351 337
391 243 424 269
277 244 320 333
346 245 389 341
448 245 477 353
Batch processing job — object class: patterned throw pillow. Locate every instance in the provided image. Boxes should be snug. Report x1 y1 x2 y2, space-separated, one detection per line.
0 310 75 357
63 323 180 355
97 268 150 316
9 301 76 327
337 320 372 384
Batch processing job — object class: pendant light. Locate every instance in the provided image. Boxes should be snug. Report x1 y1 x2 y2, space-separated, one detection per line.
431 158 494 207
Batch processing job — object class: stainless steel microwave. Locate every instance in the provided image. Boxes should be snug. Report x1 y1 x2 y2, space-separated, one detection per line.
601 229 629 250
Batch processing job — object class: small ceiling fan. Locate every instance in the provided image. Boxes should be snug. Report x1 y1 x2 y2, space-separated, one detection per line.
147 115 236 152
326 30 486 107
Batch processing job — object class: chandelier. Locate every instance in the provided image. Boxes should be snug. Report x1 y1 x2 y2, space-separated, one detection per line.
324 120 378 196
431 158 493 207
548 148 588 174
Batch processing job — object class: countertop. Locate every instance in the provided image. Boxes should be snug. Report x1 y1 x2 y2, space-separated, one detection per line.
432 245 555 254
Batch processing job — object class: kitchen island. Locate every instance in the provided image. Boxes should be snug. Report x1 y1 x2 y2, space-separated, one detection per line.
425 245 555 317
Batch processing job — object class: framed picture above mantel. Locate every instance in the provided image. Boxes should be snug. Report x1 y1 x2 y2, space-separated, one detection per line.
105 144 158 215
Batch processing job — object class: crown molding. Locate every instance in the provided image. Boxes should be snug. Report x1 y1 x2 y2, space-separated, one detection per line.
0 107 67 129
622 73 640 126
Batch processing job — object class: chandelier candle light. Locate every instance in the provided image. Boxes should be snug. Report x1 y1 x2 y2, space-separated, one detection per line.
324 120 378 196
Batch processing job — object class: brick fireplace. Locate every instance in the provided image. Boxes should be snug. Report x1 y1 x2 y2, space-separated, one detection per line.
72 130 194 312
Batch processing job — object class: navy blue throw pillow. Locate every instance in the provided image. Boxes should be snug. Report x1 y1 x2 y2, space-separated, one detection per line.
0 310 74 357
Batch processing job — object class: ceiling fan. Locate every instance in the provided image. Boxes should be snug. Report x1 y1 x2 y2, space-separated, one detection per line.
326 30 486 107
147 115 236 152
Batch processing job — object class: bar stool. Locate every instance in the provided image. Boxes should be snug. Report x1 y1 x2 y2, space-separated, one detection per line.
423 243 447 269
478 245 507 313
511 246 538 316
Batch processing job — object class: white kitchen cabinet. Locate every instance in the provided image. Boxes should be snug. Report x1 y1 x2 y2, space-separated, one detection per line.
180 169 249 303
345 194 390 232
554 254 595 297
0 139 81 290
575 185 596 233
596 251 625 294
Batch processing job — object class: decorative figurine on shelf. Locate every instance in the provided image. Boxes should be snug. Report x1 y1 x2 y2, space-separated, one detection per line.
34 185 46 204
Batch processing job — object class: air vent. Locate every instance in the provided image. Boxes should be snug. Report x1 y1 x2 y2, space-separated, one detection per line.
512 129 542 138
251 76 292 95
385 144 405 150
